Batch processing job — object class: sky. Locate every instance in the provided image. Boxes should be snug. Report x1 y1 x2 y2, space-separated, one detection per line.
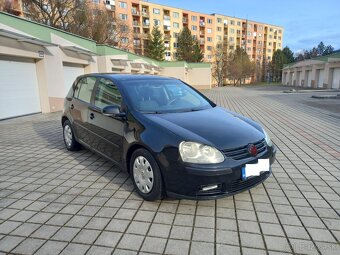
147 0 340 53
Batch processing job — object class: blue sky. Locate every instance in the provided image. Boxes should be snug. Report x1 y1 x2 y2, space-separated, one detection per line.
150 0 340 53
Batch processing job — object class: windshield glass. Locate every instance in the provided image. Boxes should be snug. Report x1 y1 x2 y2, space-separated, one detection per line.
122 79 214 113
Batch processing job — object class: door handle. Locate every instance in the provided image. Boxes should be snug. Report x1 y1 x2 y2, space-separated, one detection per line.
70 104 74 109
90 113 95 120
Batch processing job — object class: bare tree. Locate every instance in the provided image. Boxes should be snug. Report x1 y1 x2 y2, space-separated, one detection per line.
111 18 132 50
212 41 230 87
22 0 83 30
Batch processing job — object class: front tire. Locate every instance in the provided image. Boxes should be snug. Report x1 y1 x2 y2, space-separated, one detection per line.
130 148 164 201
63 120 81 151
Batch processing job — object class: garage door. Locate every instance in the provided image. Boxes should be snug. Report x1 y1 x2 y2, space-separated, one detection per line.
63 64 84 96
332 68 340 89
317 69 324 88
0 59 41 120
306 70 312 87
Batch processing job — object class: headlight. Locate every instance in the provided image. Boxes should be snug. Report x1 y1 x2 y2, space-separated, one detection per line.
263 129 273 147
179 141 225 164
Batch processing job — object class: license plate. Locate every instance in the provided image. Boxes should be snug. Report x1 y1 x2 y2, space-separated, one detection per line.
242 158 270 180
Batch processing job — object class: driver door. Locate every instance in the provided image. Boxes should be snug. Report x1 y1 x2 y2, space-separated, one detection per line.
87 78 124 164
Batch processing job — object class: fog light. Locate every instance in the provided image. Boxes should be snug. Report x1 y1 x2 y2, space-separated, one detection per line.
201 184 219 192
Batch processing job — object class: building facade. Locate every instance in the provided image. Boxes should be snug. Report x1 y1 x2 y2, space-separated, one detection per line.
100 0 283 62
282 53 340 89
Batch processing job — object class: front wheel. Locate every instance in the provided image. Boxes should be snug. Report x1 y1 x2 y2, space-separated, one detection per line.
130 148 164 201
63 120 81 151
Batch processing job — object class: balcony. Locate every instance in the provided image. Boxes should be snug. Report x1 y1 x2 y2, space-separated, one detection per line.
164 26 171 31
199 39 205 45
105 4 115 11
142 21 150 27
133 33 141 39
199 21 205 27
183 17 188 24
164 15 171 20
132 9 140 16
142 11 149 17
199 31 205 37
142 33 149 39
133 21 141 27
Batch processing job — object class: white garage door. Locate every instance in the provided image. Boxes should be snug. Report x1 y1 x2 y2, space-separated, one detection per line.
63 64 84 96
332 68 340 89
0 59 41 120
306 70 312 87
317 70 324 88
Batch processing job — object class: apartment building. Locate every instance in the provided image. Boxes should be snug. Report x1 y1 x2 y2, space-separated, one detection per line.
101 0 283 62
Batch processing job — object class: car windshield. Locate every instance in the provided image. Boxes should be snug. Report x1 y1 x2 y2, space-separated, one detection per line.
122 79 214 113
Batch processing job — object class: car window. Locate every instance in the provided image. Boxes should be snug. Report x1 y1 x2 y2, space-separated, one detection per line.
94 78 122 109
76 77 97 103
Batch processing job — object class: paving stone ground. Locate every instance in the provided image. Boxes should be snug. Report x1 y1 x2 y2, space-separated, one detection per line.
0 85 339 255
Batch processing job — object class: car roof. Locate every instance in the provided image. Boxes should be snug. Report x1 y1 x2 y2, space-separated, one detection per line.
83 73 177 82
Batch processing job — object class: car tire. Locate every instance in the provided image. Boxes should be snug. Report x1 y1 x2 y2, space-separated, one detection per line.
63 120 81 151
130 148 164 201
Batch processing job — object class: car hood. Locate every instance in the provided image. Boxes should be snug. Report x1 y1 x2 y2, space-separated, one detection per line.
143 106 264 150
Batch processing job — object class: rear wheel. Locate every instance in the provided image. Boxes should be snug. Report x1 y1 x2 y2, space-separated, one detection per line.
130 148 163 201
63 120 81 151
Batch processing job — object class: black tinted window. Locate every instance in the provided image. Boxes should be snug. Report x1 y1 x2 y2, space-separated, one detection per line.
94 78 122 108
76 77 96 103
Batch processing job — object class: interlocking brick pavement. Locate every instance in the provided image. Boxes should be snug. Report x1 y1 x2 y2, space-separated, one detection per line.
0 86 339 254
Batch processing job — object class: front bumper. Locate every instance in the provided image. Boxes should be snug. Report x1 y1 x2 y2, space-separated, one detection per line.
161 145 277 200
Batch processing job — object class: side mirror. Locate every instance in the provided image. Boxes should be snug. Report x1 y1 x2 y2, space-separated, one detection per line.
102 105 126 119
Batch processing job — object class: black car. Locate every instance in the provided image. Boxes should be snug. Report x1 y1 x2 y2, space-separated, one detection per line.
62 74 276 200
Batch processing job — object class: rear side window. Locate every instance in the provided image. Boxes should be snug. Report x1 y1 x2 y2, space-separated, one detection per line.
75 77 97 103
94 78 122 108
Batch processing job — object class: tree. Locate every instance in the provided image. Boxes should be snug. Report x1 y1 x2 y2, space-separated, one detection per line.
22 0 82 30
192 41 204 62
212 42 230 87
317 41 325 56
227 46 255 85
270 49 287 82
282 46 294 63
145 26 166 61
323 45 334 56
177 27 195 62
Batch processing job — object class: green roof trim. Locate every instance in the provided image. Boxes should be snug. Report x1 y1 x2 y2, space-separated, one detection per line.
0 12 96 52
159 61 187 67
187 62 211 68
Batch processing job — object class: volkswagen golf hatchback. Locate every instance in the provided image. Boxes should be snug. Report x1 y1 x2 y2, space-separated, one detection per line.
62 74 276 200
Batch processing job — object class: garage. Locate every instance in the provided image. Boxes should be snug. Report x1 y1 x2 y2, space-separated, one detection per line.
306 70 312 87
317 69 324 88
63 63 85 96
331 68 340 89
0 58 41 120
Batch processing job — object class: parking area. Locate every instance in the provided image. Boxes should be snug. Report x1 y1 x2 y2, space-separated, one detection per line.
0 85 339 255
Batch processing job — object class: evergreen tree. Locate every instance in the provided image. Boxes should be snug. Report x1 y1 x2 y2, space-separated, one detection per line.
177 27 195 62
145 26 166 61
192 41 204 62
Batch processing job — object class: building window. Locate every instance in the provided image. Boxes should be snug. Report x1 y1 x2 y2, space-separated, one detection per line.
247 39 251 43
269 27 273 32
153 8 160 14
229 37 234 42
247 47 251 52
119 14 128 20
259 25 263 30
207 46 212 51
258 33 262 37
207 28 212 33
191 16 197 22
247 23 252 29
207 55 212 60
165 52 171 57
173 22 179 28
217 18 222 23
207 37 212 42
247 32 251 36
154 19 161 26
173 32 179 38
119 1 127 9
279 29 282 34
269 35 273 39
173 12 179 18
192 25 197 30
173 42 179 48
207 19 212 24
278 36 281 40
217 35 222 40
269 42 272 46
237 21 241 26
121 37 129 44
230 20 235 25
217 27 222 32
230 28 235 34
229 46 234 50
278 43 281 47
268 49 272 53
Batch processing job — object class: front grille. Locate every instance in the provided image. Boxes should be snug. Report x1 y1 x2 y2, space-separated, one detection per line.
228 171 270 193
222 139 267 160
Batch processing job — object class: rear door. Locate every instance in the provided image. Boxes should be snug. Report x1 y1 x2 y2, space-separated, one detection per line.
69 76 97 144
87 78 125 163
